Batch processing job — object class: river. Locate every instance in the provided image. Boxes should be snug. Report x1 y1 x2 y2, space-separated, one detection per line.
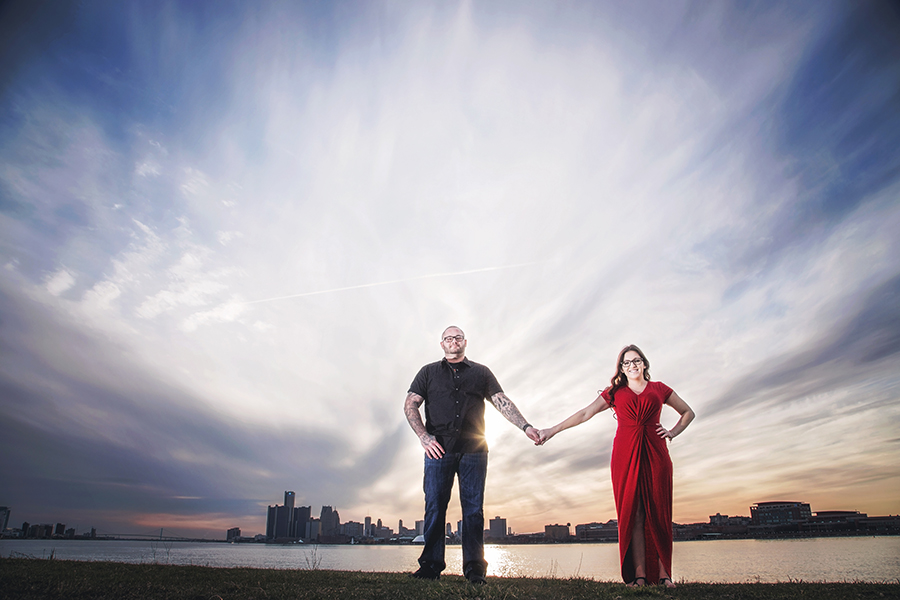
2 537 898 583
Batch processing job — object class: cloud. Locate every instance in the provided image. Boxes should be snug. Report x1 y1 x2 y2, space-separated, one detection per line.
44 268 75 296
704 271 900 418
0 0 898 536
0 276 408 535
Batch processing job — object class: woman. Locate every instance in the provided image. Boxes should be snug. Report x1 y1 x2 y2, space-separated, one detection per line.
537 345 694 588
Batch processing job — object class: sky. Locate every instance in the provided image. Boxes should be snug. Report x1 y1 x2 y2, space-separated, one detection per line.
1 0 899 539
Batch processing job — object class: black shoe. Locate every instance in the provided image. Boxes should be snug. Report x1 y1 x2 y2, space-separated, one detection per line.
410 567 440 581
466 573 487 585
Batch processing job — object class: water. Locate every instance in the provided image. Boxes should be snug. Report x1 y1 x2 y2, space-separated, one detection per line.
2 537 898 583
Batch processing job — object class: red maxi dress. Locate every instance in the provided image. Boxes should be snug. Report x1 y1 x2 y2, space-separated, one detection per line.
602 381 674 584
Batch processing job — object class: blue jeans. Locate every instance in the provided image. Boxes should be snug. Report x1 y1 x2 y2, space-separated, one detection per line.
418 452 488 577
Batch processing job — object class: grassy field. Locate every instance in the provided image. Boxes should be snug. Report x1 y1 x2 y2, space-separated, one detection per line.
0 558 897 599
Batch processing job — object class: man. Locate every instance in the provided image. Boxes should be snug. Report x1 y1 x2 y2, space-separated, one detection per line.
404 326 541 584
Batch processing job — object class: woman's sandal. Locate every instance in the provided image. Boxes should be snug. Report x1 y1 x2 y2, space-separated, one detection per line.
659 577 676 588
626 577 648 587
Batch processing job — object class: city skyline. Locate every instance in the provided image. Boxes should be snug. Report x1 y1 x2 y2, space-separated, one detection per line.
1 1 899 539
3 494 893 541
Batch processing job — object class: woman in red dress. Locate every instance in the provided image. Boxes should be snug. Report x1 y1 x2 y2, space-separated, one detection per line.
537 345 694 588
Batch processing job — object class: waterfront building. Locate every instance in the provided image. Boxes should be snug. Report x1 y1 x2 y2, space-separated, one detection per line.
544 523 571 541
266 492 309 541
488 516 507 539
415 520 425 535
292 506 311 539
364 516 372 537
751 501 812 527
54 523 66 536
0 506 9 532
266 505 277 539
26 524 53 539
306 518 320 540
320 506 341 538
226 527 241 542
575 521 618 541
342 520 364 539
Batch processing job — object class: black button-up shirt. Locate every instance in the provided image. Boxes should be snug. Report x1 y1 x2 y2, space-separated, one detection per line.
409 357 503 453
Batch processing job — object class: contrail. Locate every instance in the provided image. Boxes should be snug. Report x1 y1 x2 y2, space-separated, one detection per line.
242 260 549 305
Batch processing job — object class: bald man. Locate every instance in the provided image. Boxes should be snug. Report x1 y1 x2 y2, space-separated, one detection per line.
404 326 540 584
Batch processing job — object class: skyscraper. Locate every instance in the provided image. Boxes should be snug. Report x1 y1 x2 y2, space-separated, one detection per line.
267 492 303 540
275 504 291 538
266 505 277 539
292 505 311 539
320 506 340 537
489 516 507 539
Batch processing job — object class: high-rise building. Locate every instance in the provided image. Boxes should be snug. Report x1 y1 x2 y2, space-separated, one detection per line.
226 527 241 542
0 507 10 532
415 520 425 535
365 516 372 537
292 506 311 539
266 505 277 539
267 491 304 540
275 504 291 538
489 516 507 539
306 518 320 540
320 506 340 537
54 523 66 536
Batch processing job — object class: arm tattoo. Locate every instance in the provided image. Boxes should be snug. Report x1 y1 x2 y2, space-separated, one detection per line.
404 392 428 438
490 392 528 429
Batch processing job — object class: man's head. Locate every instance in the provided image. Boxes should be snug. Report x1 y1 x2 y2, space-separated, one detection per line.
440 326 466 361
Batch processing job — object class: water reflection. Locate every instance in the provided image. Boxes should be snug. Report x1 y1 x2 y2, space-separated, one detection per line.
1 538 897 582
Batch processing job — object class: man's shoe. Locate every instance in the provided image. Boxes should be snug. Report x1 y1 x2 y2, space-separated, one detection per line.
410 567 440 581
466 573 487 585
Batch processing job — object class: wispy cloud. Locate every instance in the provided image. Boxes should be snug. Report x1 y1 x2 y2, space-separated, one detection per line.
0 0 897 536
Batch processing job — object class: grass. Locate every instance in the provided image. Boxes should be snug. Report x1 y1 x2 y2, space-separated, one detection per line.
0 557 897 599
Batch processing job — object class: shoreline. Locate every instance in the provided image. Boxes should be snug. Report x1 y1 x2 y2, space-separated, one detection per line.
2 530 897 544
1 558 898 600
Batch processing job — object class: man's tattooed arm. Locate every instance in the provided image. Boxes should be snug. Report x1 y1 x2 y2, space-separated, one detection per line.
404 392 428 438
405 391 445 458
490 392 529 429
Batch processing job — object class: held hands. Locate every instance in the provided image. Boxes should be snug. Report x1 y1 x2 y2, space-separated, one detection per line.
524 426 541 444
419 433 445 459
534 428 555 446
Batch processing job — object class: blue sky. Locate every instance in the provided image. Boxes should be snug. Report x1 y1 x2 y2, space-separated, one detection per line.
1 0 898 538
